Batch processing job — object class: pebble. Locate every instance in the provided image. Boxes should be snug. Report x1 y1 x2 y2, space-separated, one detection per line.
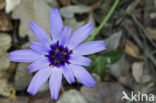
0 34 11 54
15 63 33 91
0 79 15 97
57 89 87 103
80 82 125 103
0 54 10 71
0 96 29 103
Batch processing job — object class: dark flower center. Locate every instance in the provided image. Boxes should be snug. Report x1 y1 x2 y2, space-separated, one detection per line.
56 53 63 60
45 42 72 67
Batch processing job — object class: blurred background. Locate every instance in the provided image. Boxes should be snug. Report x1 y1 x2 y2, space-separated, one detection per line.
0 0 156 103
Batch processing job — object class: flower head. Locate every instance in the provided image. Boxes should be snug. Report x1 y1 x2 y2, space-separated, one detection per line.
9 8 106 100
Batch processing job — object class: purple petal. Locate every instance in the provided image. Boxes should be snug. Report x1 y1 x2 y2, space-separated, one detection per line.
62 63 75 84
49 67 62 100
68 23 94 49
27 57 50 73
27 67 52 95
9 49 42 62
70 64 96 88
74 41 106 55
50 8 63 42
59 26 71 47
69 54 91 66
29 22 50 42
30 42 50 55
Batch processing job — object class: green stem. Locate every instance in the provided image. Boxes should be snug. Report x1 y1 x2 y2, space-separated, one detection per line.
86 0 120 41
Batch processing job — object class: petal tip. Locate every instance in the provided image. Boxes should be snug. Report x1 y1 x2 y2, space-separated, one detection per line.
27 89 36 95
29 21 35 28
27 66 33 73
87 81 96 88
51 95 58 100
68 79 75 84
88 22 94 29
50 8 59 16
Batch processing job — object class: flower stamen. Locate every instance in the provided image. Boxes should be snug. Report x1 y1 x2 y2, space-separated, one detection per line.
46 42 72 67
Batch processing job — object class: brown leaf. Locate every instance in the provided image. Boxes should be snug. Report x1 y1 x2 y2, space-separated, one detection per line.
146 28 156 41
59 0 69 6
0 12 13 31
125 40 140 58
0 0 5 10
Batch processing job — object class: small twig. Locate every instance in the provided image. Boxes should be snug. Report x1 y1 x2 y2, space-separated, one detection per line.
131 15 156 49
124 25 143 49
145 50 156 67
151 50 156 55
125 0 140 13
124 25 156 67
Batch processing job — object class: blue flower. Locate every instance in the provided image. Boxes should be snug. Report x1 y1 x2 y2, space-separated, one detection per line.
9 8 106 100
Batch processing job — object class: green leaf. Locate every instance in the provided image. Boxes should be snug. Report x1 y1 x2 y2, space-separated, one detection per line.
94 56 107 77
102 50 123 64
85 51 123 78
93 50 123 77
85 55 96 71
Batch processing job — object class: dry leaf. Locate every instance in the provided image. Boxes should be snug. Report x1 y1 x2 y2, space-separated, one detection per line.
125 40 140 57
132 62 143 83
0 0 5 10
0 13 13 31
146 28 156 41
132 62 151 83
12 0 52 41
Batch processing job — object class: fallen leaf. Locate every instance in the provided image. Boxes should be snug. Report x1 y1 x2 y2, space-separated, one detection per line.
0 13 13 31
146 27 156 41
12 0 57 41
132 62 143 83
125 40 140 58
0 0 5 10
132 62 151 83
